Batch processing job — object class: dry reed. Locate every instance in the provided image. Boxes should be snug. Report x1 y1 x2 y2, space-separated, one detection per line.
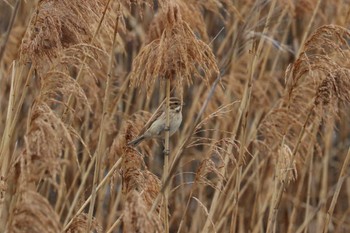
0 0 349 232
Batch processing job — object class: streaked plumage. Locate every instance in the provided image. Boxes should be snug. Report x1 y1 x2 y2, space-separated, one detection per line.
128 98 183 146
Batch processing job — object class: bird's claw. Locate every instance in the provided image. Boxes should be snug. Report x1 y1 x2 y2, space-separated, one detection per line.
163 149 170 155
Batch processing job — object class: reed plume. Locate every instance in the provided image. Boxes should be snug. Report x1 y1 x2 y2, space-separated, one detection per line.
130 3 219 96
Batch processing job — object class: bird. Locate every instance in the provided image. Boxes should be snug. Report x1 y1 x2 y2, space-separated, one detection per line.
127 97 183 146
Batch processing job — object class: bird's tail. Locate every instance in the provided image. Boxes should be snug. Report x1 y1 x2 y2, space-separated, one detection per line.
127 135 145 146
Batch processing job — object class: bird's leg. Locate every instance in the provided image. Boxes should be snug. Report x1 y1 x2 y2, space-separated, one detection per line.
162 139 170 155
163 127 171 154
163 148 170 155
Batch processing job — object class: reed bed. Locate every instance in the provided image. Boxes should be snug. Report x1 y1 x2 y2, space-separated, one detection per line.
0 0 349 232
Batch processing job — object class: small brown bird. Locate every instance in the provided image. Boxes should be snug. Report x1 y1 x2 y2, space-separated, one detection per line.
128 98 183 146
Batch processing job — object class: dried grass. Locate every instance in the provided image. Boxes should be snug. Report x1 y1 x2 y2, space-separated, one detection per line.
65 213 102 233
130 3 219 97
1 0 350 233
9 190 62 233
20 0 108 73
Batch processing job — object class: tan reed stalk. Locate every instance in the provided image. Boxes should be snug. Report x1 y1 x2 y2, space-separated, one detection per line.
201 113 238 232
257 6 289 81
0 62 16 231
175 176 195 233
334 209 350 233
304 147 315 233
162 77 171 233
266 104 314 233
87 7 121 231
63 157 122 231
230 37 256 231
106 185 122 229
106 213 123 233
150 73 222 214
124 85 136 116
58 157 89 217
181 82 212 233
110 74 131 117
54 148 70 213
231 1 278 230
0 0 20 63
59 120 93 212
217 150 268 228
0 62 16 170
61 0 113 120
176 82 209 222
252 191 274 233
179 83 206 136
295 0 323 57
316 117 334 231
296 202 324 233
200 67 251 232
270 5 294 71
176 127 223 233
62 152 96 225
286 127 317 233
1 1 350 232
0 63 33 232
322 148 350 232
248 154 264 231
199 6 270 228
0 63 32 166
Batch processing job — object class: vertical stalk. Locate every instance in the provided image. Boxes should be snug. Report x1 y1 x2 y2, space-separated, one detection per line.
0 62 16 169
87 6 120 231
231 0 277 229
266 106 314 233
287 124 318 233
0 62 16 232
304 150 314 233
61 0 113 120
296 0 323 57
163 77 171 233
0 63 32 232
317 117 333 231
63 157 122 231
150 73 221 220
323 148 350 233
0 0 20 63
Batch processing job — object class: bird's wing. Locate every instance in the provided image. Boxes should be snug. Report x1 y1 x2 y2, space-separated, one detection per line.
137 105 163 136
